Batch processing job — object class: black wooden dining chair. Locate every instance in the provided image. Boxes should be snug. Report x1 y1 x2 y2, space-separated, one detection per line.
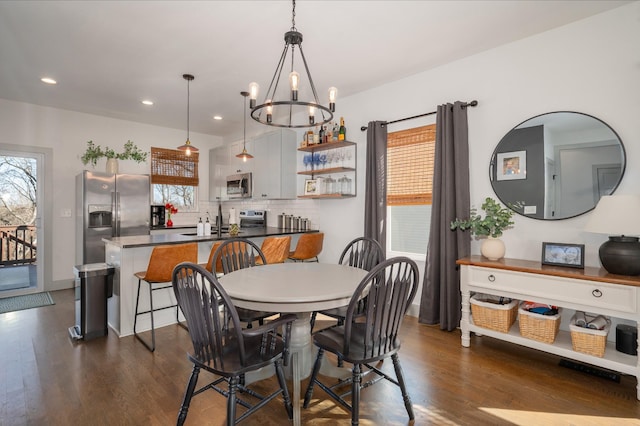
172 262 296 426
303 257 419 425
212 238 276 328
310 237 385 332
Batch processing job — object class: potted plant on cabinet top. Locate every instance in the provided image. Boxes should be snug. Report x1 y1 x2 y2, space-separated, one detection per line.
450 197 516 260
81 140 148 173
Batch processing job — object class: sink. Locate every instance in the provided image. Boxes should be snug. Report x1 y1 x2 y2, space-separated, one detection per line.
181 229 243 236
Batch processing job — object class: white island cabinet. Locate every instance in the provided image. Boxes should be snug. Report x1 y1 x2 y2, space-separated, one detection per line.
104 228 319 338
458 256 640 400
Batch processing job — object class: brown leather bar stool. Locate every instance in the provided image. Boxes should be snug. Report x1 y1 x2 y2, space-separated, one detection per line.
288 232 324 262
134 242 198 352
201 241 223 275
259 236 291 265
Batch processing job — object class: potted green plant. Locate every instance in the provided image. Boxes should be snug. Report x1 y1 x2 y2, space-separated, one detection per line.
81 140 148 173
451 197 516 260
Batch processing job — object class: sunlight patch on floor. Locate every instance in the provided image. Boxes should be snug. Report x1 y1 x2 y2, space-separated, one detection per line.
480 407 640 426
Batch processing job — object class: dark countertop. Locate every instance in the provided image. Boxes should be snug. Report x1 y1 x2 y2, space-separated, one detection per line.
103 226 318 249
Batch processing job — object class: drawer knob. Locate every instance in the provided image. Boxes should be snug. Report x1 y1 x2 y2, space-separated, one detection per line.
592 289 602 298
488 274 496 282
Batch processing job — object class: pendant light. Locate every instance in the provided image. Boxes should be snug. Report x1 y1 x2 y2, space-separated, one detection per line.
236 91 253 162
248 0 336 128
177 74 198 156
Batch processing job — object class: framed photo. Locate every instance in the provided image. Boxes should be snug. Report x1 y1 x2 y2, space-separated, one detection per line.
496 150 526 181
541 242 585 268
304 178 318 195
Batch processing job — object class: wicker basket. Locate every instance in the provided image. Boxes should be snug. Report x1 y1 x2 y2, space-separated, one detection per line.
470 295 518 333
569 314 610 358
518 305 561 344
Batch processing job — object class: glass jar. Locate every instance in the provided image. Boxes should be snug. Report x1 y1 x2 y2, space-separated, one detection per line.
324 175 335 194
339 175 352 195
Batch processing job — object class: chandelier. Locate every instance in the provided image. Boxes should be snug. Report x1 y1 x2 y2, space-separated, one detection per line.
248 0 337 128
177 74 198 156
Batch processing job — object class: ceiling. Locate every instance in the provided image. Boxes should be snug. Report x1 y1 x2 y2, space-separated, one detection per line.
0 1 630 143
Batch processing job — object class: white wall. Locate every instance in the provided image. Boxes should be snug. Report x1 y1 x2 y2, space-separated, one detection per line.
2 3 638 296
311 2 640 288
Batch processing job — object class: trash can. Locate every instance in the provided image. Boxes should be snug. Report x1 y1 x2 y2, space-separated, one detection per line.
68 263 115 341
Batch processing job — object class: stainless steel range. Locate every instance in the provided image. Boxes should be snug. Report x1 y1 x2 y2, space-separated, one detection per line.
239 210 267 228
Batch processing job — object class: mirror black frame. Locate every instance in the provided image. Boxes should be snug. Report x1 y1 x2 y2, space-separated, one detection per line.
490 111 626 220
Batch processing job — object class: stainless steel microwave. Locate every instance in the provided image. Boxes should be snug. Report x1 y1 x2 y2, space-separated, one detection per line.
226 172 252 199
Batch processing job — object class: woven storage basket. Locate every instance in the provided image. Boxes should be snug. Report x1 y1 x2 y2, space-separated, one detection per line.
518 305 561 344
470 295 518 333
569 314 610 358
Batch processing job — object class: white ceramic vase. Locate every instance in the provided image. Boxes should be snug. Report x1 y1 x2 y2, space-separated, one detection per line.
481 237 505 261
106 158 119 174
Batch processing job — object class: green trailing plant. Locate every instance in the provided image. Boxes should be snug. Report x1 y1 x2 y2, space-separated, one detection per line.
450 197 516 238
81 140 148 167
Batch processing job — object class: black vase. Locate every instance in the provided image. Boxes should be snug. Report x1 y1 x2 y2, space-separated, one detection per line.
599 236 640 276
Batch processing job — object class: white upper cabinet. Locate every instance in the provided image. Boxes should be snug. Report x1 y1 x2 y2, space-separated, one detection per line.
209 129 297 201
252 129 297 200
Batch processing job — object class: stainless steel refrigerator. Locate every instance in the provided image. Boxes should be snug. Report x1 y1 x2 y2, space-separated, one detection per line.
76 171 150 264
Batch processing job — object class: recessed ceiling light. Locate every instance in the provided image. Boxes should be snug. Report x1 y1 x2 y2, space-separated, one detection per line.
213 115 222 120
141 100 154 106
40 77 57 85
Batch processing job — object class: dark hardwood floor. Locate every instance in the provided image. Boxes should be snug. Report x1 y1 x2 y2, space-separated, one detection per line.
1 289 639 425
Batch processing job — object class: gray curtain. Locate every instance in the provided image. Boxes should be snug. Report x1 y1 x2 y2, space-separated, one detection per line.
364 121 387 257
419 102 470 331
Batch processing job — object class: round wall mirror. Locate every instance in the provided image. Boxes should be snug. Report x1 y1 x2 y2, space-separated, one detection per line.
490 111 626 220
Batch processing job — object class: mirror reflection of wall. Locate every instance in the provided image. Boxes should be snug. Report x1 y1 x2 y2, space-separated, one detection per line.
490 112 625 220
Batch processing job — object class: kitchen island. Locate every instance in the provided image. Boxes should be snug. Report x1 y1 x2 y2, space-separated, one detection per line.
103 227 318 337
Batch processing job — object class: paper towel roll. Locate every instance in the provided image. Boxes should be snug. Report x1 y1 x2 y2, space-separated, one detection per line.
229 208 237 224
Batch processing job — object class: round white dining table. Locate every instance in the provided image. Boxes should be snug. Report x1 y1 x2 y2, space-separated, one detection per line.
219 262 368 426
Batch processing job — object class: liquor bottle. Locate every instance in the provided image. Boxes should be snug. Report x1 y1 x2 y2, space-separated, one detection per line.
318 125 325 144
333 122 339 141
339 117 346 141
327 122 334 142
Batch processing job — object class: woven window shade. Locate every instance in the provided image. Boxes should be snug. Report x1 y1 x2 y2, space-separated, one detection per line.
387 124 435 206
150 147 199 186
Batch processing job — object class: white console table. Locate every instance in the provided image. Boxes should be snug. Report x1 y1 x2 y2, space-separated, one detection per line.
458 256 640 400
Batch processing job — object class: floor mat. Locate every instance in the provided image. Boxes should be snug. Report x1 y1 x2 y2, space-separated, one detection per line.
0 292 55 314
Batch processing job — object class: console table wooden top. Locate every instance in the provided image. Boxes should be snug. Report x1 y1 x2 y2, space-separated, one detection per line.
457 256 640 288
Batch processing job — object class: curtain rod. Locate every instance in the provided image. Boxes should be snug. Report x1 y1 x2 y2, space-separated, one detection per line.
360 100 478 131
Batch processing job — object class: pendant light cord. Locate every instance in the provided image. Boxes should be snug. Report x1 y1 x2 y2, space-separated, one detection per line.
187 78 190 140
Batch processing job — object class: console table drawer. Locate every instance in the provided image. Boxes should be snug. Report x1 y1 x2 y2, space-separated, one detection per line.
468 267 638 314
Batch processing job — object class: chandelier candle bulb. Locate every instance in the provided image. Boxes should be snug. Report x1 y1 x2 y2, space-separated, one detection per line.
249 82 259 108
328 87 338 112
309 105 315 125
289 71 300 100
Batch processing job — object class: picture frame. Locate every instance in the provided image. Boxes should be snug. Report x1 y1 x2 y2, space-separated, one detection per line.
541 242 585 268
496 150 526 181
304 178 318 195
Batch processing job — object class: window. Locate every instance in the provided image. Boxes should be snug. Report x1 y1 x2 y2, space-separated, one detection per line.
150 147 199 210
387 124 436 257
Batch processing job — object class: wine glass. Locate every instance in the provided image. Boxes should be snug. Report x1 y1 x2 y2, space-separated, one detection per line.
337 149 346 167
320 154 327 169
303 154 311 171
326 150 335 169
